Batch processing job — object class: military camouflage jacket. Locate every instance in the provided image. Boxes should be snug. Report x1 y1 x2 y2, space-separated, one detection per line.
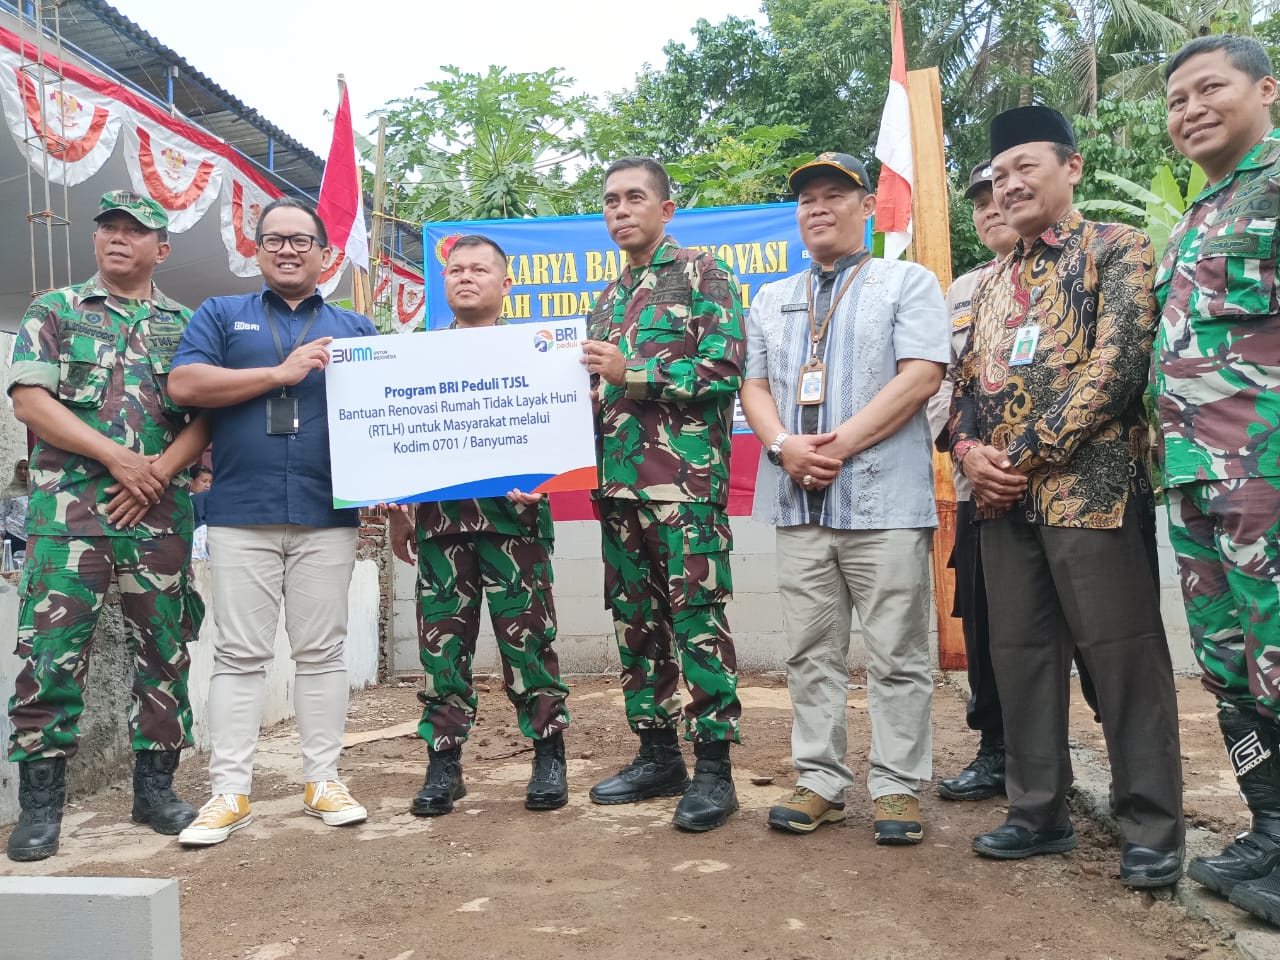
587 236 745 505
1153 129 1280 484
950 213 1157 528
413 316 554 541
8 274 194 538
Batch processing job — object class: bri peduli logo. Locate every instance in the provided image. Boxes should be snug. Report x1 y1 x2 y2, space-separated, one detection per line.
533 326 581 353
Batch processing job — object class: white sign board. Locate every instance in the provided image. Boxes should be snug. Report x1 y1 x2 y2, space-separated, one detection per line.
325 319 596 506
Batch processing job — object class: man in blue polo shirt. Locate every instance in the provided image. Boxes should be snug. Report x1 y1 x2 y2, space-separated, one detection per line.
167 197 377 846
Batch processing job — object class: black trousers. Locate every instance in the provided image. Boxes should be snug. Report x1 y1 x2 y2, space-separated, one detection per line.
954 500 1101 735
980 511 1184 850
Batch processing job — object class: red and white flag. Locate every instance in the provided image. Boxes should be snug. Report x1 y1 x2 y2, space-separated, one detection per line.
874 1 913 260
317 81 369 271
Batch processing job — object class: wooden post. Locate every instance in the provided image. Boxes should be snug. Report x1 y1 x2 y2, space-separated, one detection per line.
906 66 966 672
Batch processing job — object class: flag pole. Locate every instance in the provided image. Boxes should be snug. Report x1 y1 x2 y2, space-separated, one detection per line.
369 117 389 331
904 64 964 671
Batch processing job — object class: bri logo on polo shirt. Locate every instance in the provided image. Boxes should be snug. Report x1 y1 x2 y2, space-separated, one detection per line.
233 321 261 331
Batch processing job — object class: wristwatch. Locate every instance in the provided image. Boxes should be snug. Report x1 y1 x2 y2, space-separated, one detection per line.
766 432 790 466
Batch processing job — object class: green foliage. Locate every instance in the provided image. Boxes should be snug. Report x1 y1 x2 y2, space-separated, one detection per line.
665 126 815 207
374 65 593 224
367 0 1270 280
1077 162 1205 253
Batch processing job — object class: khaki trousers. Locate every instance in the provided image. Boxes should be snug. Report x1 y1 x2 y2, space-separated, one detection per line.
775 525 934 802
205 525 357 794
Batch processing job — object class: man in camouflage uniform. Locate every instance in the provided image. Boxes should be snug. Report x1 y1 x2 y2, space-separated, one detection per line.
390 235 570 816
582 156 744 832
1157 35 1280 924
4 191 208 862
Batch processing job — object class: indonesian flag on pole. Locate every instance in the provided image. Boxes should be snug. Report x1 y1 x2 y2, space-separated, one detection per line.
874 1 913 261
317 81 369 271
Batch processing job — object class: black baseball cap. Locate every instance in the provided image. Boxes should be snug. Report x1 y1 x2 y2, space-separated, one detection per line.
788 152 873 194
964 161 994 200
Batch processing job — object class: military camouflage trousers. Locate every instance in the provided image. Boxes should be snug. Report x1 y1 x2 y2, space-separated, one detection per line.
416 533 569 750
599 497 741 743
1166 478 1280 718
8 532 201 762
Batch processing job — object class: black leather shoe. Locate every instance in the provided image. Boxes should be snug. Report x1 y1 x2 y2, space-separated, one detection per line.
132 750 197 834
938 736 1005 801
672 741 737 832
1120 843 1183 888
411 747 466 816
7 757 66 863
973 822 1077 860
526 733 568 811
589 728 688 805
1229 866 1280 927
1188 832 1280 896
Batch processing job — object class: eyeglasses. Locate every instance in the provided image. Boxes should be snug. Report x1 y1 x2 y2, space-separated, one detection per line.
258 233 322 253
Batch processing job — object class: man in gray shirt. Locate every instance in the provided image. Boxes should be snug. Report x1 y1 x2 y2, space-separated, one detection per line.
741 152 949 844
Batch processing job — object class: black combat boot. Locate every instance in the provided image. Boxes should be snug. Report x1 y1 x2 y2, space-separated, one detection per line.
411 747 466 816
938 732 1005 801
6 757 66 862
672 740 738 832
1188 705 1280 897
526 732 568 811
589 728 689 805
131 750 197 835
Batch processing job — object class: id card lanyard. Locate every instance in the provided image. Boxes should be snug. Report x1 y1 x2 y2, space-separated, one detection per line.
799 254 870 406
263 304 319 435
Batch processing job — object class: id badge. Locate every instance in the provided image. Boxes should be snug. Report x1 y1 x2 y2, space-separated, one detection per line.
797 360 826 406
1009 324 1040 366
266 395 300 435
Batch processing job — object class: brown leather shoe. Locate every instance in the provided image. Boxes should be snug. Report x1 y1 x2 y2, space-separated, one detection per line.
874 794 923 845
767 787 846 834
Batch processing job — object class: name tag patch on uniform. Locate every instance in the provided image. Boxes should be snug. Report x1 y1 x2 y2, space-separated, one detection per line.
781 302 808 313
63 322 115 343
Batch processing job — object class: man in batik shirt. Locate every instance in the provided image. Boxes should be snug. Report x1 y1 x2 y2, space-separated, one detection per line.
951 106 1184 888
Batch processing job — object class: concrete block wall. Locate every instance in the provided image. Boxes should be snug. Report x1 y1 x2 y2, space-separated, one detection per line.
392 510 1198 678
0 557 381 826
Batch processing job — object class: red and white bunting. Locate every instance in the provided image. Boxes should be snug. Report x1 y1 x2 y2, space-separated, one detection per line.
122 123 223 232
317 246 348 298
388 261 424 333
0 47 121 186
219 176 273 277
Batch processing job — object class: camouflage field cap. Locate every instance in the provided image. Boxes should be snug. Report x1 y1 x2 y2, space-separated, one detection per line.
93 190 169 231
788 152 873 194
964 160 994 200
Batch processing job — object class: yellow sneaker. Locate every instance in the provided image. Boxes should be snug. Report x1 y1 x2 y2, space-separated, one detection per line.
303 780 367 826
178 794 251 847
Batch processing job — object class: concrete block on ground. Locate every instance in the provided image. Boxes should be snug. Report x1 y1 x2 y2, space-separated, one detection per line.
0 876 180 960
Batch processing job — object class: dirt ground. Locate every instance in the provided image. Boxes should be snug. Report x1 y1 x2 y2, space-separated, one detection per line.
0 673 1259 960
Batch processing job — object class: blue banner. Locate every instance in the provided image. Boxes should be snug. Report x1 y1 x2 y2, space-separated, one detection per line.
422 203 805 329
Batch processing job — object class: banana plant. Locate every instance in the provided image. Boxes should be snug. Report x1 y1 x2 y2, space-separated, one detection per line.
1077 163 1206 254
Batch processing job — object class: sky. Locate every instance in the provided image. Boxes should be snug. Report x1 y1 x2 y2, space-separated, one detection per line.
107 0 767 157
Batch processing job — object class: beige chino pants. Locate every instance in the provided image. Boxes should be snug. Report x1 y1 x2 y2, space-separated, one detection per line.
776 525 934 802
205 525 357 794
